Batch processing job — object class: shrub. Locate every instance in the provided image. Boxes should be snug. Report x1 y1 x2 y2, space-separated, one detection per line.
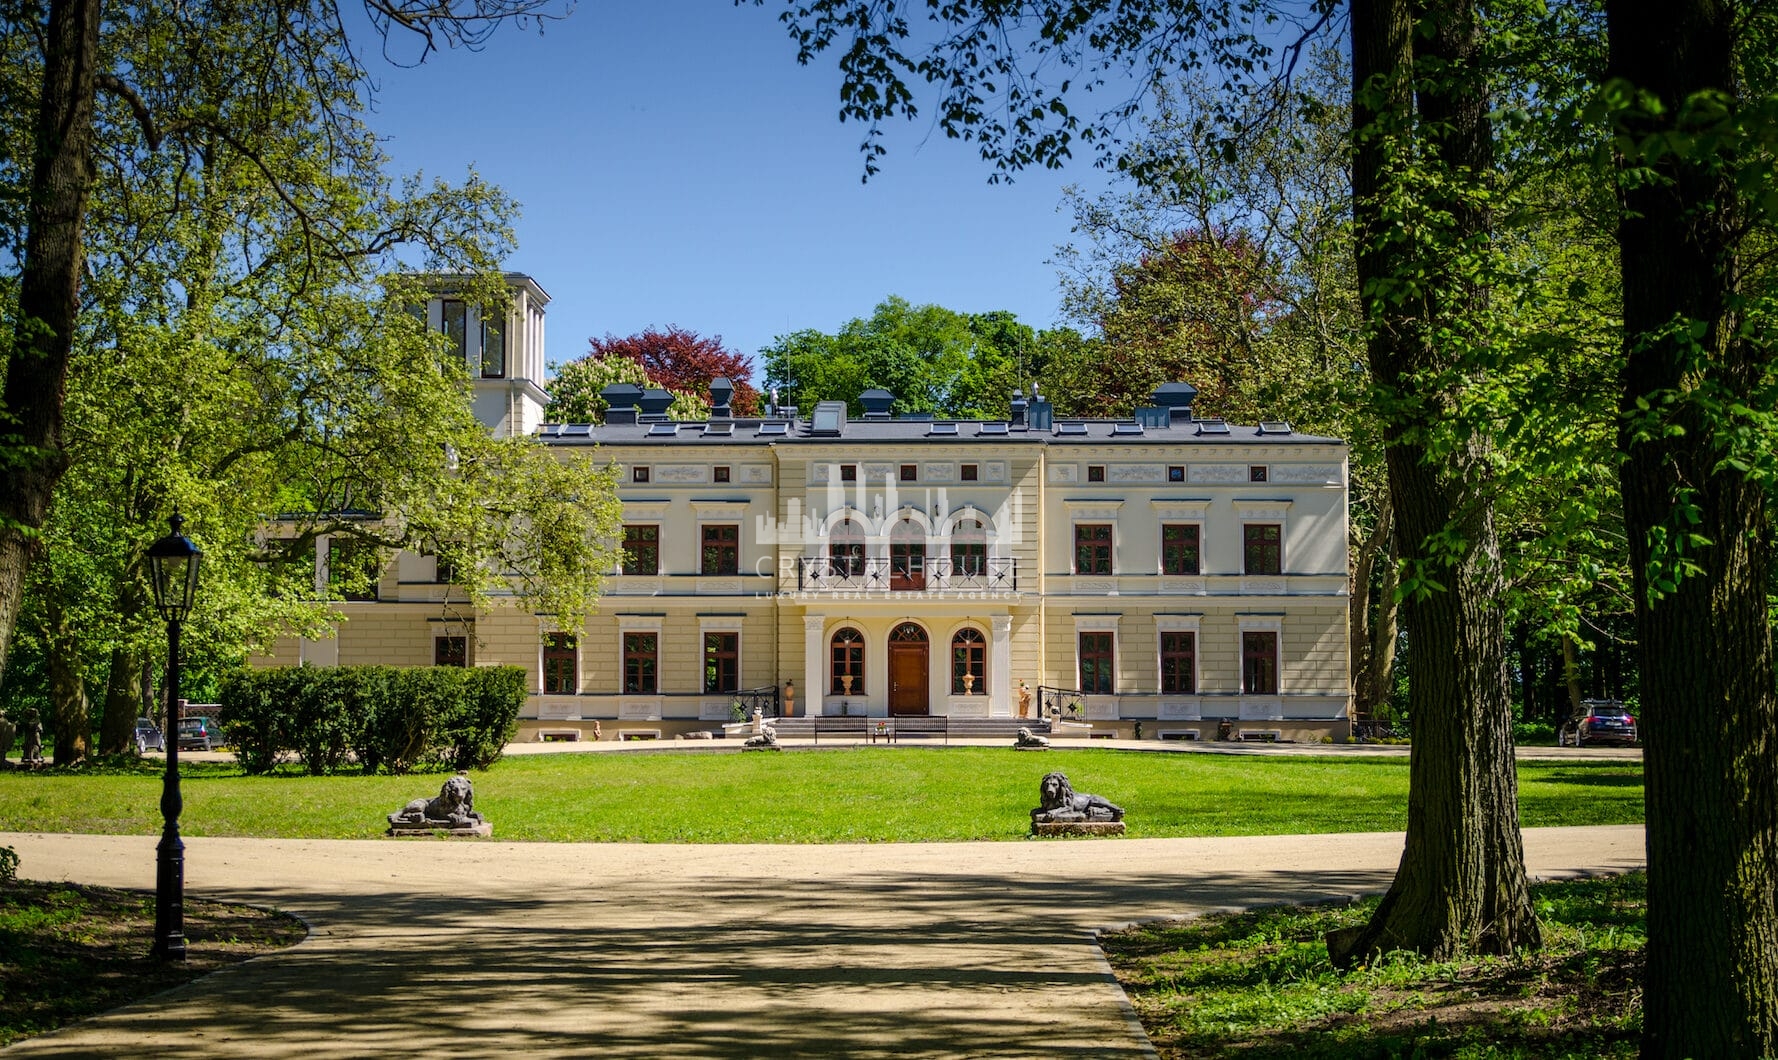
221 664 525 775
0 845 17 884
442 667 525 771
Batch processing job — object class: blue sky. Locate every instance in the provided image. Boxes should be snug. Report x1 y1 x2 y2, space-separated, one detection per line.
364 1 1117 381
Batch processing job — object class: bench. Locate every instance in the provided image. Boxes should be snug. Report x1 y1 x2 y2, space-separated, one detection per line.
811 716 871 745
537 729 581 742
889 716 948 744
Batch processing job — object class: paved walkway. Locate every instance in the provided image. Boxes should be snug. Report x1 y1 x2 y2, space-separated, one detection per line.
3 826 1645 1058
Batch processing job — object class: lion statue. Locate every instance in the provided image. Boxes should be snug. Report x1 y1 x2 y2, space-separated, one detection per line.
1031 771 1124 823
388 773 485 829
742 723 780 751
1013 727 1049 750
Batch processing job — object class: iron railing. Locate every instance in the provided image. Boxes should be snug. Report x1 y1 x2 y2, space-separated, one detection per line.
732 684 784 719
1036 685 1089 721
795 556 1017 592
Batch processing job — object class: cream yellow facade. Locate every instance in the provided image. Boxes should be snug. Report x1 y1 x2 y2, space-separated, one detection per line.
256 279 1353 741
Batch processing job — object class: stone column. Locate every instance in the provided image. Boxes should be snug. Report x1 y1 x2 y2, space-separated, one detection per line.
804 615 826 716
991 614 1013 717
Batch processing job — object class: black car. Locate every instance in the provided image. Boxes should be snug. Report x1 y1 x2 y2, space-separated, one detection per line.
134 717 165 753
1559 700 1638 747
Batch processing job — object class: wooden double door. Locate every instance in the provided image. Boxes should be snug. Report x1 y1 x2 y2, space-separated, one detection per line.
887 622 929 716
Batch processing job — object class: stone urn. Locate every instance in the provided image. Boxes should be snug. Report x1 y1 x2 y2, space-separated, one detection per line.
962 672 976 695
841 674 854 695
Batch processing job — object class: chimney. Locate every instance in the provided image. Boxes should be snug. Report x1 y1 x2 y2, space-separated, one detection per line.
600 383 643 425
859 388 894 420
1009 387 1029 428
637 387 674 420
1150 381 1199 426
709 376 734 418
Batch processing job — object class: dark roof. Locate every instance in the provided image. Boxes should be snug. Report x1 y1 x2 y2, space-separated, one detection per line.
536 417 1343 447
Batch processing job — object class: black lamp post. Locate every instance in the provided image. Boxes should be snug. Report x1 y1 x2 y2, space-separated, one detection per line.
147 512 200 961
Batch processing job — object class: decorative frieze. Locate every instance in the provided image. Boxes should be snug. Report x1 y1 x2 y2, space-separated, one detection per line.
1107 464 1164 483
1048 464 1079 483
739 465 773 484
1269 464 1341 485
654 465 707 484
1189 464 1249 484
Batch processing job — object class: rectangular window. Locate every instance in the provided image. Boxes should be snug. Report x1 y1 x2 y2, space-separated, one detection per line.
953 540 987 577
1162 524 1201 575
900 464 918 482
960 464 978 481
1160 632 1196 694
713 465 731 483
623 632 658 693
328 539 379 601
543 633 578 695
830 539 866 578
1087 464 1106 482
702 524 739 575
440 299 467 364
434 553 456 585
622 525 659 575
1078 632 1114 694
1242 631 1279 694
1244 523 1283 575
1249 465 1268 482
1074 524 1113 575
704 632 739 693
632 466 650 483
1168 465 1185 482
434 636 467 667
480 312 505 378
839 464 857 482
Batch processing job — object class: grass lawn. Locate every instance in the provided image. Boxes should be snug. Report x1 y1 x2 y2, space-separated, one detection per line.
1103 872 1645 1058
0 878 305 1046
0 748 1642 842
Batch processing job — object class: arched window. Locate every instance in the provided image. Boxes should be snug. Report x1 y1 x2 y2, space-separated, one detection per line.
828 518 866 579
951 518 987 577
890 622 928 643
951 628 986 695
830 627 865 695
889 517 926 590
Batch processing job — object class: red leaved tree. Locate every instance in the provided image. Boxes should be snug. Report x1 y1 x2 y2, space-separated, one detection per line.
587 327 759 415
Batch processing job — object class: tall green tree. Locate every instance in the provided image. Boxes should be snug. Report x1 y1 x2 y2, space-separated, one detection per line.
1607 1 1778 1052
754 0 1543 963
546 350 710 423
0 0 564 685
763 296 1087 417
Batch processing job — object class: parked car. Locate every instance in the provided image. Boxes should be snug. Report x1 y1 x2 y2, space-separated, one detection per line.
177 716 220 752
1558 700 1638 747
134 717 165 753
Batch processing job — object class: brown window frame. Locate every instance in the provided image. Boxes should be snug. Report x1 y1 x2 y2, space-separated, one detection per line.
1242 631 1279 694
830 627 865 695
1160 632 1196 694
951 628 987 695
1168 465 1185 482
839 464 857 482
704 632 740 694
951 519 987 576
1243 523 1283 575
828 520 866 578
623 632 658 694
900 464 918 482
1087 464 1106 482
632 466 650 483
542 633 578 695
960 464 979 481
1162 524 1201 576
622 524 659 575
713 465 731 483
434 636 467 668
1078 632 1114 694
1074 523 1113 575
701 524 740 575
1249 465 1268 482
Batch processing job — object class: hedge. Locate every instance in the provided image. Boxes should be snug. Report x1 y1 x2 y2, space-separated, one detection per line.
218 665 525 775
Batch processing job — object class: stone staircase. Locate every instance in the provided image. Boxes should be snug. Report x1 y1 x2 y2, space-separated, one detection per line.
765 716 1052 742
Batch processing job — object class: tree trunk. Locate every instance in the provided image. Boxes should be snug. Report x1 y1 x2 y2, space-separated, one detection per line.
97 584 147 754
46 602 88 765
1607 1 1778 1054
1331 0 1539 966
0 0 105 681
1350 493 1399 716
1559 634 1582 716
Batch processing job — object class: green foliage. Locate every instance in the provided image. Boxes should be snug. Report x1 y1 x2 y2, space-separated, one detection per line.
0 845 16 884
545 353 708 422
761 296 1091 417
217 665 525 775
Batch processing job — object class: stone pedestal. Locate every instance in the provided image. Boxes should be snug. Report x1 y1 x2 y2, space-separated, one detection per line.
388 821 493 837
1032 821 1126 837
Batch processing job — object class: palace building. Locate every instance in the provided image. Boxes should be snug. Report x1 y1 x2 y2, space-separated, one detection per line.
255 276 1354 741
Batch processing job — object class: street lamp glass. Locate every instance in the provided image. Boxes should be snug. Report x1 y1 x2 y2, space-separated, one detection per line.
148 514 202 622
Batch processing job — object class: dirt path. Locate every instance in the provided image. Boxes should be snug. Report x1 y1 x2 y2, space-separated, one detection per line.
1 826 1644 1058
